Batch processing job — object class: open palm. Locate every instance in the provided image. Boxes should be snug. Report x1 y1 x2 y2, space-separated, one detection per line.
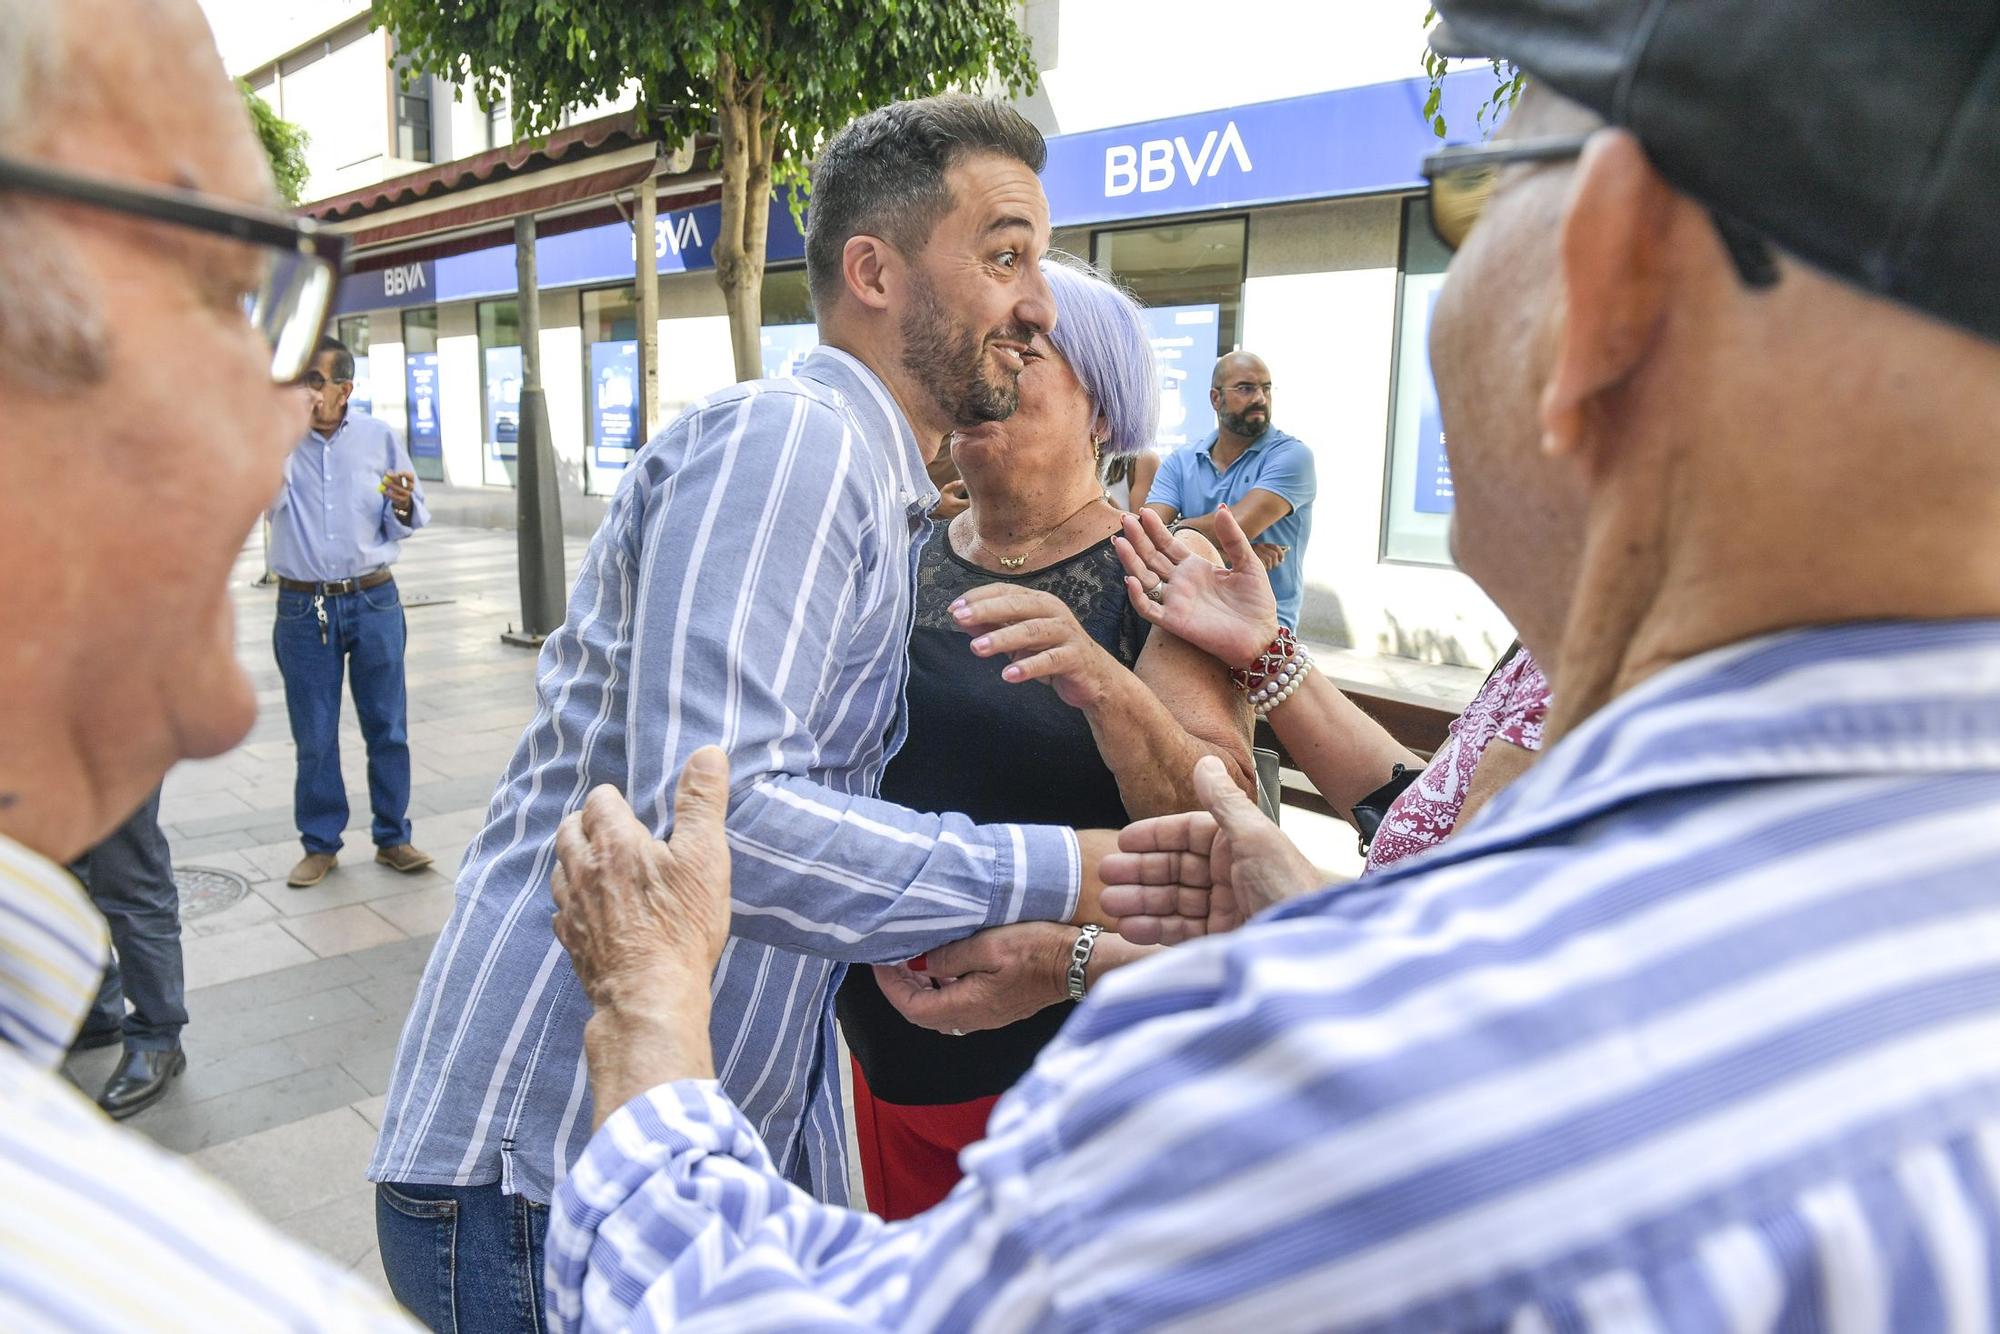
1114 507 1279 671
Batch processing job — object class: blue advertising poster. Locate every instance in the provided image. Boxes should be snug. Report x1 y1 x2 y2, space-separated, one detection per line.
1139 304 1220 453
485 346 522 460
1412 290 1455 514
759 323 819 379
405 353 441 459
349 353 373 419
590 340 638 468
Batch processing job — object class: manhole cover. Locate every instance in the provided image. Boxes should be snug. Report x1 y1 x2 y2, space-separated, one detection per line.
175 865 251 921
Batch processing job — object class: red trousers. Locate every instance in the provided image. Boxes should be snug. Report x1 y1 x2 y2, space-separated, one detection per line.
848 1057 999 1220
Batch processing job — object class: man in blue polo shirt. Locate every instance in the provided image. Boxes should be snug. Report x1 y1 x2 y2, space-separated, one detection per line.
1143 350 1316 627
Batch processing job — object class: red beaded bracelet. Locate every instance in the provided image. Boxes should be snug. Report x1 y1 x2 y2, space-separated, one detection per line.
1229 625 1300 694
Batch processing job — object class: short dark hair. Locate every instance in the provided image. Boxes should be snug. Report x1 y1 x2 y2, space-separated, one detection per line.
315 335 355 383
805 95 1047 315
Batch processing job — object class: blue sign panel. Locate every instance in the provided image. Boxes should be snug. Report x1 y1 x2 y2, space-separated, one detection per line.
485 346 522 460
590 340 639 467
338 200 810 316
405 352 441 459
1042 73 1492 228
349 353 374 418
335 259 436 313
1140 303 1220 453
1411 290 1454 514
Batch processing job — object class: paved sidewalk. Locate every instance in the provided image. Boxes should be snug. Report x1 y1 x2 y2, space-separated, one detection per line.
58 518 1370 1297
62 525 586 1294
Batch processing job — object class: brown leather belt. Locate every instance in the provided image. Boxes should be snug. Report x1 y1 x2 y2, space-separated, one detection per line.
278 568 393 597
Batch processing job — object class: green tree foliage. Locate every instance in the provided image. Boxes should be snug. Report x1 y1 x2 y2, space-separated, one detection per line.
1421 7 1524 140
241 82 311 205
372 0 1040 381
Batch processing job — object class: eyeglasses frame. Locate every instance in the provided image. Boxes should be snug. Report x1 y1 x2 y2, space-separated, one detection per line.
1420 135 1779 290
0 152 350 380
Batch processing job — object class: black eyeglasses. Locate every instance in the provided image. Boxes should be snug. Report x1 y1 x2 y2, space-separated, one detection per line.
303 370 352 392
1420 135 1779 289
0 154 349 383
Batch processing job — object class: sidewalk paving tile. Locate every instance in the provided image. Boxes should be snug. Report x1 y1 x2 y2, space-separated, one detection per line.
280 904 408 959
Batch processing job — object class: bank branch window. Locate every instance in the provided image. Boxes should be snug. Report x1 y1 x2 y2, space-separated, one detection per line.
478 299 521 488
335 315 373 418
759 266 818 377
582 286 639 494
1381 198 1456 567
401 309 443 482
1091 218 1245 456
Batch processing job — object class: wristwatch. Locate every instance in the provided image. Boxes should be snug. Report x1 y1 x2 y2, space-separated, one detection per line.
1066 924 1102 1001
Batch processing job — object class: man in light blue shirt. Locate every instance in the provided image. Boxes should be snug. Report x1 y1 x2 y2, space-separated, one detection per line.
1144 350 1316 627
268 336 432 889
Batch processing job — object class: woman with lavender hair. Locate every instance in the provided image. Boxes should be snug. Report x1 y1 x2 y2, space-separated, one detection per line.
836 254 1253 1218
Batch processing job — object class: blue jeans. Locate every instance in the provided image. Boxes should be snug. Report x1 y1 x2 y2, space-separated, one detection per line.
376 1181 548 1333
273 579 413 855
70 786 185 1051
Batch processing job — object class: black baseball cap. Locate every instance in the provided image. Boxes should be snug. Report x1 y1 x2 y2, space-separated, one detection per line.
1430 1 2000 346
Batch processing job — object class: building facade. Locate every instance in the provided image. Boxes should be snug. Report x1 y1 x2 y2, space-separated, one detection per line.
202 0 1513 669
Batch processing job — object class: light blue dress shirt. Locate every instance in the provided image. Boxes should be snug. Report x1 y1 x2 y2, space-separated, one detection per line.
547 619 2000 1332
268 412 429 583
1149 426 1317 628
371 347 1081 1209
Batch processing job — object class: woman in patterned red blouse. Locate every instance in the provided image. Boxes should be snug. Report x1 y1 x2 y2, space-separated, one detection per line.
1113 503 1551 874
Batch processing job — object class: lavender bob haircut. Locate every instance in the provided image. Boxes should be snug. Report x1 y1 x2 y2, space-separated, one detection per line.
1041 252 1158 457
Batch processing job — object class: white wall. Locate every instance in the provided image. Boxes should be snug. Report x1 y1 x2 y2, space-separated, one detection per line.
1031 0 1437 134
1239 198 1514 668
658 274 735 420
437 305 484 488
197 0 369 77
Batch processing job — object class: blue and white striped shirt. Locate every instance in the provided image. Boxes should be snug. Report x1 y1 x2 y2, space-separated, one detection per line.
0 835 412 1330
546 619 2000 1331
371 348 1081 1206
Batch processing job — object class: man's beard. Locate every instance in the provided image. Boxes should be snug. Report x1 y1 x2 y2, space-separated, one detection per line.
1219 406 1270 439
900 268 1028 428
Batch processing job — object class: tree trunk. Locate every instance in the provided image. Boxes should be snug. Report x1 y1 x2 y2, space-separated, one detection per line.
711 57 773 383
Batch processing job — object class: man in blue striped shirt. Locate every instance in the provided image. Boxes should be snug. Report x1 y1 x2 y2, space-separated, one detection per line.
538 1 2000 1328
370 96 1127 1328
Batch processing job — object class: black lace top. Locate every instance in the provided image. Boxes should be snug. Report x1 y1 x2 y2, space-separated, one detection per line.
836 526 1149 1105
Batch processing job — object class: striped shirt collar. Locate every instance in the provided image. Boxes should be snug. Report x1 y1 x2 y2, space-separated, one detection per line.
797 345 939 516
0 833 109 1070
1411 618 2000 877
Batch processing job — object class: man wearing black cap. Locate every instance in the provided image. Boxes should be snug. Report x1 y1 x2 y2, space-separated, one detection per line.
532 3 2000 1327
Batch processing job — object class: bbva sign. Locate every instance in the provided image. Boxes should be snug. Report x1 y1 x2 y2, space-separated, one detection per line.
381 263 428 297
1103 121 1253 198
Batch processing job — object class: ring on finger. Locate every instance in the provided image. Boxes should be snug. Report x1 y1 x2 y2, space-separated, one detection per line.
1145 579 1167 604
950 1027 965 1037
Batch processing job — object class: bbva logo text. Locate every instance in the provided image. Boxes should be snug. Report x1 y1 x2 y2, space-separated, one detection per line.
1104 121 1253 198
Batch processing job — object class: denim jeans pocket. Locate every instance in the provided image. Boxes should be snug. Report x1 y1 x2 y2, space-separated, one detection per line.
360 580 402 612
275 590 313 622
376 1182 458 1330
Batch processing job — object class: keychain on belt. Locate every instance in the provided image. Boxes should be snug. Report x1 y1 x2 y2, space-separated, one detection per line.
313 591 328 646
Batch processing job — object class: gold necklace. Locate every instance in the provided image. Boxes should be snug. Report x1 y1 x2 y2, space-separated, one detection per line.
964 495 1111 572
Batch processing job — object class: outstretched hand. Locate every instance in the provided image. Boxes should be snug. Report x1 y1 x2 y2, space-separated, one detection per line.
1114 507 1279 670
1099 754 1325 944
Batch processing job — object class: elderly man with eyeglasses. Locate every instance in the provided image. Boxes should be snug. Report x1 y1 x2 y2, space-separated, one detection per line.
269 336 433 890
0 0 414 1324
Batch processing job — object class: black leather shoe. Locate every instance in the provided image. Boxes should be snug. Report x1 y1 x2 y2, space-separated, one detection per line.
96 1046 186 1120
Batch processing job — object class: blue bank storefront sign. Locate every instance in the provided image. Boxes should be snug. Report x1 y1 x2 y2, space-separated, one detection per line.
333 72 1489 317
1041 73 1492 228
335 198 806 316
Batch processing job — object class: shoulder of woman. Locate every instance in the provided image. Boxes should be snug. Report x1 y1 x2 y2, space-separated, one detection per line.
1173 528 1226 566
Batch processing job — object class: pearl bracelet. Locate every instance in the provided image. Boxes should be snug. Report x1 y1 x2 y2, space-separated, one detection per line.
1250 648 1314 717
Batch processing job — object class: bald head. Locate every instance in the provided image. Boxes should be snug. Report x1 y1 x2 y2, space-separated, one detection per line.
1211 351 1269 392
1210 351 1274 442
